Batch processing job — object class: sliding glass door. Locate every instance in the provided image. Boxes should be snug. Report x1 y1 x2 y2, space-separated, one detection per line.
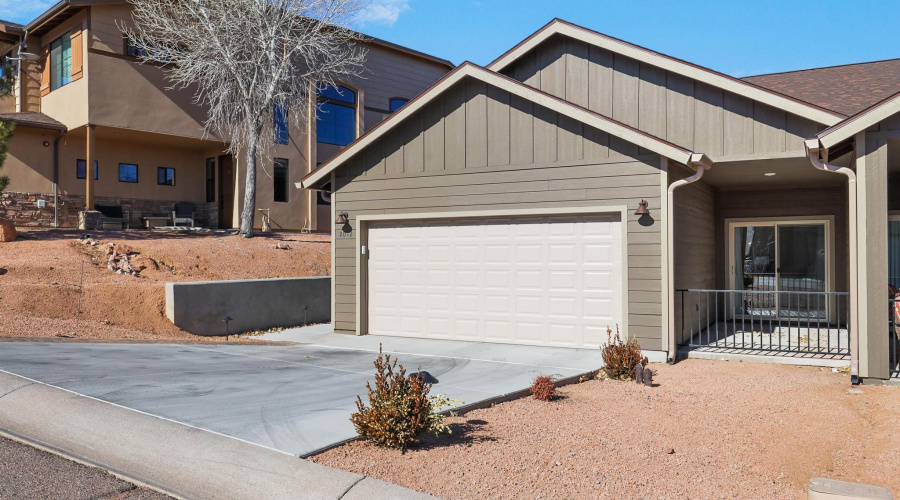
730 220 830 319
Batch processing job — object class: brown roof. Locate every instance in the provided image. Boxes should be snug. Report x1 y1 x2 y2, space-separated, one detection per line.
0 112 67 131
743 58 900 116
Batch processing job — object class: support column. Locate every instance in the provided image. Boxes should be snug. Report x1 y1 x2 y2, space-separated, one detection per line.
85 124 95 211
855 131 890 379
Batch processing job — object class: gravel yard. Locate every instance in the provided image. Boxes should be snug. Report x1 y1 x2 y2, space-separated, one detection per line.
312 359 900 500
0 435 172 500
0 229 329 341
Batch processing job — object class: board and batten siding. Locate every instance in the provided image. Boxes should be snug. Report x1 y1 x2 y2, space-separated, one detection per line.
500 34 825 157
670 163 717 344
332 76 667 350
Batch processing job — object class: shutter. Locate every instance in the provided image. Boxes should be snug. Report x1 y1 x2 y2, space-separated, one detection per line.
39 46 50 96
70 29 83 81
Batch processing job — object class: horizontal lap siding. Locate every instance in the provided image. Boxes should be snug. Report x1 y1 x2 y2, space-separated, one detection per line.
332 76 664 348
500 35 826 157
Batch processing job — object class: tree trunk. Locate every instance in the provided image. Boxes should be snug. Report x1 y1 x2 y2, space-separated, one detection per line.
239 133 260 237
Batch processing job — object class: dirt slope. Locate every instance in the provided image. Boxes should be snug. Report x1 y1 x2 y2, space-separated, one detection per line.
0 229 330 340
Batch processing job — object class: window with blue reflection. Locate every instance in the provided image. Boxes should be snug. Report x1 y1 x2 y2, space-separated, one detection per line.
316 84 356 146
274 102 289 145
389 98 408 112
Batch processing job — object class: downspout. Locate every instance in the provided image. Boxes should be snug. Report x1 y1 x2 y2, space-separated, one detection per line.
667 153 714 364
804 138 859 385
53 130 65 228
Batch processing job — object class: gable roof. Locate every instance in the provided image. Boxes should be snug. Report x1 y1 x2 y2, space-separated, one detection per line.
301 62 710 188
487 18 845 127
744 58 900 116
815 90 900 149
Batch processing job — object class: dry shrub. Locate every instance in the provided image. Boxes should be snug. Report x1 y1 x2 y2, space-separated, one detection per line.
530 375 556 401
351 347 456 450
601 325 647 380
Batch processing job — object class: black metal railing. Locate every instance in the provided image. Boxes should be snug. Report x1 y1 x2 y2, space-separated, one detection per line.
890 299 899 378
678 289 850 356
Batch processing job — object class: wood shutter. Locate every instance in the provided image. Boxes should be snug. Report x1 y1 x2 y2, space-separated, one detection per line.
70 29 83 82
39 46 50 97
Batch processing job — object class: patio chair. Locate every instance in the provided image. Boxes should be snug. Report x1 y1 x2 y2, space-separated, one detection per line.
172 202 196 228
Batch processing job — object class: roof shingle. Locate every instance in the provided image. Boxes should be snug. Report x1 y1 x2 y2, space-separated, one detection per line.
743 58 900 116
0 112 67 131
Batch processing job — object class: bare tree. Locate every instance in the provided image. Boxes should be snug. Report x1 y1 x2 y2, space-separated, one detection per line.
123 0 367 236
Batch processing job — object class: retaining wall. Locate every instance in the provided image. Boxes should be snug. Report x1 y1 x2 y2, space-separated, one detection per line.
165 277 330 335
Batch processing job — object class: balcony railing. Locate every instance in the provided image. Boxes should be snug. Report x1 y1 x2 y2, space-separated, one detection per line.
678 289 850 356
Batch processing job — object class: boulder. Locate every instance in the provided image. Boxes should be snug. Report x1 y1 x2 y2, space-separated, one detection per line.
0 218 16 242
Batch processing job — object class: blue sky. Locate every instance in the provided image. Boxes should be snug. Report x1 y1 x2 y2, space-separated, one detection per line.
4 1 898 77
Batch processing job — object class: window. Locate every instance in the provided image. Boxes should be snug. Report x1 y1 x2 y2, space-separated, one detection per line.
206 158 216 202
316 84 356 146
389 98 408 112
274 102 289 145
50 33 72 91
76 159 98 180
273 158 288 203
157 167 175 186
118 163 138 183
124 36 147 58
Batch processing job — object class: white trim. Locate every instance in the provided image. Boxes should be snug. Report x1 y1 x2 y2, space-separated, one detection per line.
659 156 670 352
301 63 697 188
487 21 843 127
355 205 631 343
819 94 900 149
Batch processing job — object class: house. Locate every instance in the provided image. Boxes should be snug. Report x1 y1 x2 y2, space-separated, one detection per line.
0 0 452 230
302 19 900 383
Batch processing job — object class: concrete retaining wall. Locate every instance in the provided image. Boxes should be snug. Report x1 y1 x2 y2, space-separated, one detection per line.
165 277 330 335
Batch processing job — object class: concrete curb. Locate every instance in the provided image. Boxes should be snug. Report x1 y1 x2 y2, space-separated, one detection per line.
0 371 433 500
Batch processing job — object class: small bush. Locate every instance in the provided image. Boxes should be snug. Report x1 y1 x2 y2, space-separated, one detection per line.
351 346 457 450
530 375 556 401
601 325 647 380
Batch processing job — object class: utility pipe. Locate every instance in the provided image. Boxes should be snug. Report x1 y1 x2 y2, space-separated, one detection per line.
52 130 66 228
667 153 714 364
805 138 859 385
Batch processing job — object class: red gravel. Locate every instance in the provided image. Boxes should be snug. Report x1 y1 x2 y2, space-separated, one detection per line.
0 229 330 341
312 359 900 500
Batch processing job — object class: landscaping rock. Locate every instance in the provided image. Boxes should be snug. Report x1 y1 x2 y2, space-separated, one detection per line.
0 218 17 242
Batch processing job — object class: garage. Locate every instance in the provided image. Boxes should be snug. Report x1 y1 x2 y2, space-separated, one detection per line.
367 214 624 348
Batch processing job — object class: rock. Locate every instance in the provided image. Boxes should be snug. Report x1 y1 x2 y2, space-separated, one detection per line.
0 218 17 242
666 448 675 454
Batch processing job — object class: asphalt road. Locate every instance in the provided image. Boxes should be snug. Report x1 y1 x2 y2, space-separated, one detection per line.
0 435 171 500
0 333 600 457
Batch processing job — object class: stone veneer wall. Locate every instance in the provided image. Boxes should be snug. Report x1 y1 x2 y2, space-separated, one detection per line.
1 191 218 229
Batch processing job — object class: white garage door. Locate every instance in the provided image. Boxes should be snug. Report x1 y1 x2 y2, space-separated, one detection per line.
367 215 624 349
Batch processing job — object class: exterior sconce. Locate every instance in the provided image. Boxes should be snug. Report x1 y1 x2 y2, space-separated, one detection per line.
43 140 50 147
634 199 649 216
335 211 349 225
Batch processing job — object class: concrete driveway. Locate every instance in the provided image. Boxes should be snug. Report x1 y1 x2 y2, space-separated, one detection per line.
0 326 601 457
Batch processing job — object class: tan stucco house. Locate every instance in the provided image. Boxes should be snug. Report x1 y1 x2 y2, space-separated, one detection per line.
0 0 452 231
302 19 900 383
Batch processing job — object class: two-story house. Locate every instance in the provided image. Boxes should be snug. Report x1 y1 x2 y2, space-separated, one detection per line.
0 0 452 231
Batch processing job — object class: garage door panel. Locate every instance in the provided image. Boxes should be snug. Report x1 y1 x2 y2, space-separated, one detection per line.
368 215 624 348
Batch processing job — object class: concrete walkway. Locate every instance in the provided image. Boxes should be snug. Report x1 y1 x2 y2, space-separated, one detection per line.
0 370 429 500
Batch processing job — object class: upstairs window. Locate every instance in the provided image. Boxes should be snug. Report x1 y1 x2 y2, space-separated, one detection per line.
316 84 356 146
274 102 289 145
118 163 138 183
124 36 147 58
50 33 72 91
389 98 408 112
273 158 288 203
76 159 98 180
157 167 175 186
